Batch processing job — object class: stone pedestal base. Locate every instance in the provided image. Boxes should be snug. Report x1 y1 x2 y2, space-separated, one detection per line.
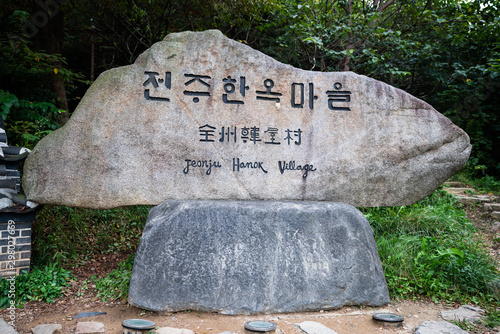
128 200 389 314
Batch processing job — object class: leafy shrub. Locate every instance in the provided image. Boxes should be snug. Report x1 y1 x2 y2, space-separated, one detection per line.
0 90 64 149
0 264 73 308
92 255 134 302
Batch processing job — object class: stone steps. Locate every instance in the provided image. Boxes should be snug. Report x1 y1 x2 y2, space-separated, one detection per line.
442 180 499 221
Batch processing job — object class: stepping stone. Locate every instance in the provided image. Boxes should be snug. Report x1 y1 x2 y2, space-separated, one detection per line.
440 305 485 323
75 322 104 334
443 182 464 187
415 321 468 334
445 188 473 193
295 321 338 334
492 211 500 219
485 203 500 211
156 327 195 334
492 222 500 233
457 196 480 205
0 319 18 334
31 324 62 334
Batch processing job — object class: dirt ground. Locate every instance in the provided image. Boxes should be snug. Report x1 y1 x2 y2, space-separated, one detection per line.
3 297 454 334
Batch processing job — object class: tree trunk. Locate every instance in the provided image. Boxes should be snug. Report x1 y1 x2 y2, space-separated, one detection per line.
33 0 70 125
341 0 354 72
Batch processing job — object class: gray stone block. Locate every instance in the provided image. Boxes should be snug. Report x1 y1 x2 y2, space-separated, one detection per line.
440 305 484 323
295 321 338 334
128 200 389 314
75 322 104 334
0 319 18 334
156 327 195 334
31 323 62 334
414 321 468 334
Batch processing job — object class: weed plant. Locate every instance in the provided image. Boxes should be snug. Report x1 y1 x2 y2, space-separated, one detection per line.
32 205 151 267
92 254 134 302
0 264 73 308
362 188 499 304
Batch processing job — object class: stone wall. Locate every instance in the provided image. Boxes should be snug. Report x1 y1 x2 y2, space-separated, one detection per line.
0 212 34 278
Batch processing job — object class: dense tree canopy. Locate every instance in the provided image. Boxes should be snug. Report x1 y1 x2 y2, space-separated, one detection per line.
0 0 498 176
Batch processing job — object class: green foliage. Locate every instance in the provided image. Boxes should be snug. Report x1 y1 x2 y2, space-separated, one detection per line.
0 90 64 148
252 0 500 176
33 206 150 268
0 263 73 308
2 0 499 172
92 255 134 302
363 188 499 304
451 171 500 194
484 308 500 329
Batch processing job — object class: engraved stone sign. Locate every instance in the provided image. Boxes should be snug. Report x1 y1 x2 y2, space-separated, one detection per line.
23 30 470 209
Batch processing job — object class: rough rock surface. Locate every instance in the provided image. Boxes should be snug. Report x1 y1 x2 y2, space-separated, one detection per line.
156 327 195 334
23 30 470 209
31 324 62 334
440 305 485 323
295 321 339 334
0 319 18 334
75 322 104 334
414 321 468 334
128 200 389 314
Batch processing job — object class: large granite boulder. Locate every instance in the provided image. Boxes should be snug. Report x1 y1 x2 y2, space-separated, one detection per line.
128 200 389 314
23 30 470 209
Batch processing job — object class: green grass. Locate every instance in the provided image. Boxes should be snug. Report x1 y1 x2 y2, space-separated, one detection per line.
362 188 499 305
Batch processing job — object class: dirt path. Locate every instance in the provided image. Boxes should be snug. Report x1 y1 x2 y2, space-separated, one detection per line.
6 298 449 334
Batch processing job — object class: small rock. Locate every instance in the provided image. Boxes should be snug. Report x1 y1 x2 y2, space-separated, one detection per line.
491 222 500 233
0 319 18 334
414 321 468 334
440 305 485 323
461 305 485 313
156 327 195 334
75 322 105 334
492 212 500 220
31 324 62 334
295 321 338 334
